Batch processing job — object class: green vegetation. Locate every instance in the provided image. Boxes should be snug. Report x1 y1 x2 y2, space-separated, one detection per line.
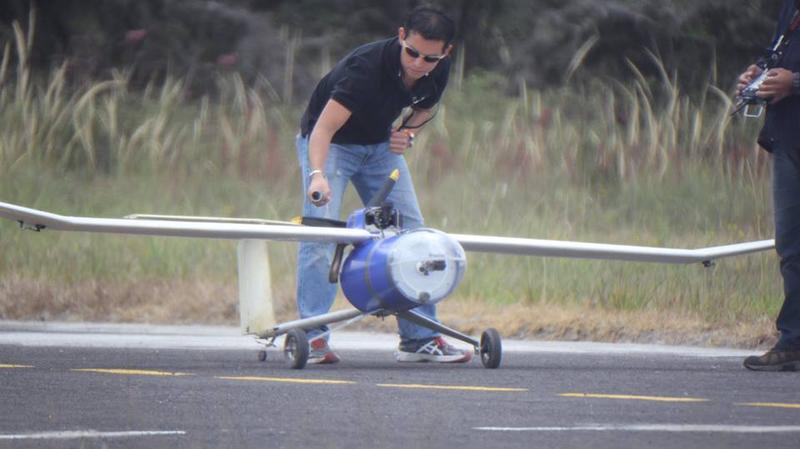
0 24 781 347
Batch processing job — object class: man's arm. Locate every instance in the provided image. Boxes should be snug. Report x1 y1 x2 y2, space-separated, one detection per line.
390 108 435 155
307 99 352 206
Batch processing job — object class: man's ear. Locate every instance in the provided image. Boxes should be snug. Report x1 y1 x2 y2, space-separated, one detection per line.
444 44 454 57
398 27 407 41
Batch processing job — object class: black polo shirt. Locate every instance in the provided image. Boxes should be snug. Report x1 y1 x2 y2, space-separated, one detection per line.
299 37 450 145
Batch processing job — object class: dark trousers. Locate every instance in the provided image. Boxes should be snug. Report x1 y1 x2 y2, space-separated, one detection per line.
773 143 800 349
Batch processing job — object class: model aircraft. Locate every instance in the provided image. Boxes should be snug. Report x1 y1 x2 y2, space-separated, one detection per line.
0 171 775 369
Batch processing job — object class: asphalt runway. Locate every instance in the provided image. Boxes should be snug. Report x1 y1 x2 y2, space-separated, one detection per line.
0 321 799 449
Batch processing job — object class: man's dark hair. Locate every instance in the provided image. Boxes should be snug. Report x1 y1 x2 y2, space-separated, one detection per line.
403 6 455 46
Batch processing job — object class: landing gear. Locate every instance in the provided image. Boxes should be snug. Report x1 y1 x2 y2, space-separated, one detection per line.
284 328 309 369
257 309 503 369
480 328 502 369
396 309 503 369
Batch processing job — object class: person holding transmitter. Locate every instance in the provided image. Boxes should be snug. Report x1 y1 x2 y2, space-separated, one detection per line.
737 0 800 371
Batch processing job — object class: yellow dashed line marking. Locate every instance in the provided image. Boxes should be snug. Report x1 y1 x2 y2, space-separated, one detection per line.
72 369 193 377
216 376 355 385
377 383 527 393
737 402 800 410
0 364 33 369
560 393 708 403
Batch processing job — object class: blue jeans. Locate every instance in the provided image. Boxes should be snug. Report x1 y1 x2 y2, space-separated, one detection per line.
295 134 439 342
773 143 800 350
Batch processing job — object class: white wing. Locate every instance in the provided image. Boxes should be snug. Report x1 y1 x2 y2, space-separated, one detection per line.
0 201 774 264
452 233 774 264
0 201 371 244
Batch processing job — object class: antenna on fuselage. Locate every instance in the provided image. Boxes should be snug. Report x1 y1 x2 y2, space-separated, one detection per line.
367 169 400 208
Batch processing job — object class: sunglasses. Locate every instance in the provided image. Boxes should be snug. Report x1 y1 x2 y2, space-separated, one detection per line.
401 40 447 64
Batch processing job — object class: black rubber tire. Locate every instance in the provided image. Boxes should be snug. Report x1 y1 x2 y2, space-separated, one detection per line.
480 328 502 369
257 350 267 362
284 329 309 369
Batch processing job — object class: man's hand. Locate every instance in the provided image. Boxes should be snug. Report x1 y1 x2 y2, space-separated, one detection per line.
758 68 794 104
737 64 762 95
389 129 415 155
307 173 331 207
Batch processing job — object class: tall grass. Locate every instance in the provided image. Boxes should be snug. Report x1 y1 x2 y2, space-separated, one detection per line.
0 13 293 183
0 17 780 342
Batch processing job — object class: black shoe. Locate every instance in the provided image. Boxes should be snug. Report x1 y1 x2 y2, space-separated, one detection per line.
743 347 800 372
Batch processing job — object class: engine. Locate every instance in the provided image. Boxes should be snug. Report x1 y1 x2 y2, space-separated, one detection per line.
340 228 467 313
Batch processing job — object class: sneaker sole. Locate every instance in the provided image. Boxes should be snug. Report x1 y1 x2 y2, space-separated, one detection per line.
308 353 341 364
394 351 472 363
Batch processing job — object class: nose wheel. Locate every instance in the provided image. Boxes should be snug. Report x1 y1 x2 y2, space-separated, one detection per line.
479 328 502 369
284 328 309 369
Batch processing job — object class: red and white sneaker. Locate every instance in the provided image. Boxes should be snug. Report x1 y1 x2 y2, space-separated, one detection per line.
308 338 340 364
395 336 473 363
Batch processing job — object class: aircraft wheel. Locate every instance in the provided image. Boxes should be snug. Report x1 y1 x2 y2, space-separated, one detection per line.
257 350 267 362
284 329 309 370
480 328 502 369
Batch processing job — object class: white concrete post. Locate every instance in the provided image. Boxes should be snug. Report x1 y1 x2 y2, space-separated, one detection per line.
237 240 275 336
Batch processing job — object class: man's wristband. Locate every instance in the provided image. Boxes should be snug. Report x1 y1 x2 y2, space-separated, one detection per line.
308 169 325 179
793 72 800 96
